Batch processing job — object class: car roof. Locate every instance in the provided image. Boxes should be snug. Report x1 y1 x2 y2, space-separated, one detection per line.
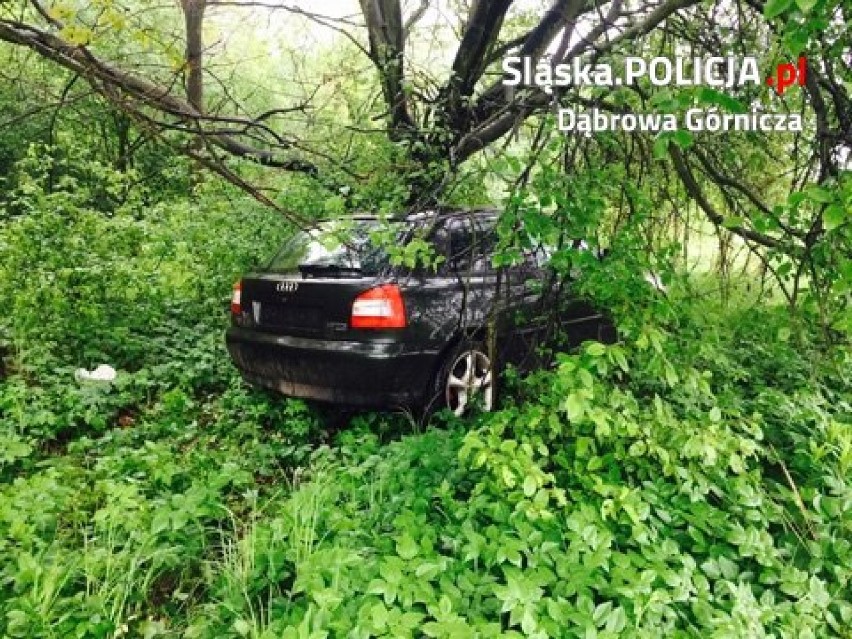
341 208 498 223
400 207 498 222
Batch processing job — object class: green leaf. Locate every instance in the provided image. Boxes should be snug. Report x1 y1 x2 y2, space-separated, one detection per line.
396 534 419 560
764 0 794 18
523 475 537 497
233 619 251 637
718 555 739 579
438 594 453 615
605 606 627 633
628 441 646 457
371 601 390 629
824 204 846 230
578 368 595 388
653 135 670 160
784 28 810 56
795 0 817 13
698 88 747 113
593 601 613 626
140 620 167 639
672 130 694 149
586 342 606 357
587 455 604 471
664 362 679 387
0 435 33 464
805 185 834 203
563 392 586 421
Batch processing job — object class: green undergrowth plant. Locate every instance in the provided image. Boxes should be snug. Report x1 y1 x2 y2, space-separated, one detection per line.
0 144 292 451
0 380 325 637
1 142 849 637
169 301 850 639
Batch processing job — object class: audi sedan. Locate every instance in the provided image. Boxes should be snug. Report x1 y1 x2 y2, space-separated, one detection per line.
225 209 616 415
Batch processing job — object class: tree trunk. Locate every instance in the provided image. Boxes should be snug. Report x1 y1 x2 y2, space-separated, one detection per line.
181 0 206 113
181 0 206 190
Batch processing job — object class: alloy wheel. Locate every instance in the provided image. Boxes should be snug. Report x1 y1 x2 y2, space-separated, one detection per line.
445 348 494 416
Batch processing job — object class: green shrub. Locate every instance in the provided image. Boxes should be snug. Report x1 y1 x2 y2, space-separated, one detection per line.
180 307 850 638
0 145 290 442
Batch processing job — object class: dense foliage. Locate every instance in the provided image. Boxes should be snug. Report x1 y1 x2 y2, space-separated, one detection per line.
0 0 850 637
1 135 849 637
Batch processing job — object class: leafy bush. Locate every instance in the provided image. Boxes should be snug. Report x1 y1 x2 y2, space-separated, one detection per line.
1 143 849 638
159 305 850 638
0 144 291 443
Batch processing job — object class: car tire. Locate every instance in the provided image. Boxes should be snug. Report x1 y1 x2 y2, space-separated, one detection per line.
426 338 498 417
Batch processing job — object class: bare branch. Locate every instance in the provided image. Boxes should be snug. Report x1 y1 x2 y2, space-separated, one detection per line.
0 19 322 174
445 0 512 107
403 0 429 39
456 0 700 162
211 2 364 27
669 145 787 251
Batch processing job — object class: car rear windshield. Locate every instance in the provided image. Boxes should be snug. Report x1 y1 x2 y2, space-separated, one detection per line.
266 219 394 276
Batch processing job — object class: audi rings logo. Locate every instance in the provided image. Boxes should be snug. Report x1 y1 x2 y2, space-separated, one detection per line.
276 281 299 293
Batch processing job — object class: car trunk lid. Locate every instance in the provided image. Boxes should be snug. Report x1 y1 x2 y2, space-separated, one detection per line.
238 273 381 338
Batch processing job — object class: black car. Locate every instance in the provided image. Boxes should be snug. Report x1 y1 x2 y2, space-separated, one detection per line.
225 209 615 415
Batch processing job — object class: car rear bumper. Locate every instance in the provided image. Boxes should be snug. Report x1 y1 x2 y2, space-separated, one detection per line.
225 327 439 407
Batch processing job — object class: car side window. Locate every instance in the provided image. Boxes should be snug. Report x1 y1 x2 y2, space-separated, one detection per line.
430 226 451 267
446 219 497 274
522 245 552 270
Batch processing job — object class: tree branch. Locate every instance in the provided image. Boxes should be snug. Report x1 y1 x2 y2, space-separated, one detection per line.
359 0 415 136
403 0 429 39
443 0 512 116
455 0 699 162
0 19 322 174
669 145 787 251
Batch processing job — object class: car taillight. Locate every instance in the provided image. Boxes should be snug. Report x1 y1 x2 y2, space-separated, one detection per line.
350 284 407 329
230 280 242 315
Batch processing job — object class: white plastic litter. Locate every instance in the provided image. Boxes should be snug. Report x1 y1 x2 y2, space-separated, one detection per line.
74 364 117 383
